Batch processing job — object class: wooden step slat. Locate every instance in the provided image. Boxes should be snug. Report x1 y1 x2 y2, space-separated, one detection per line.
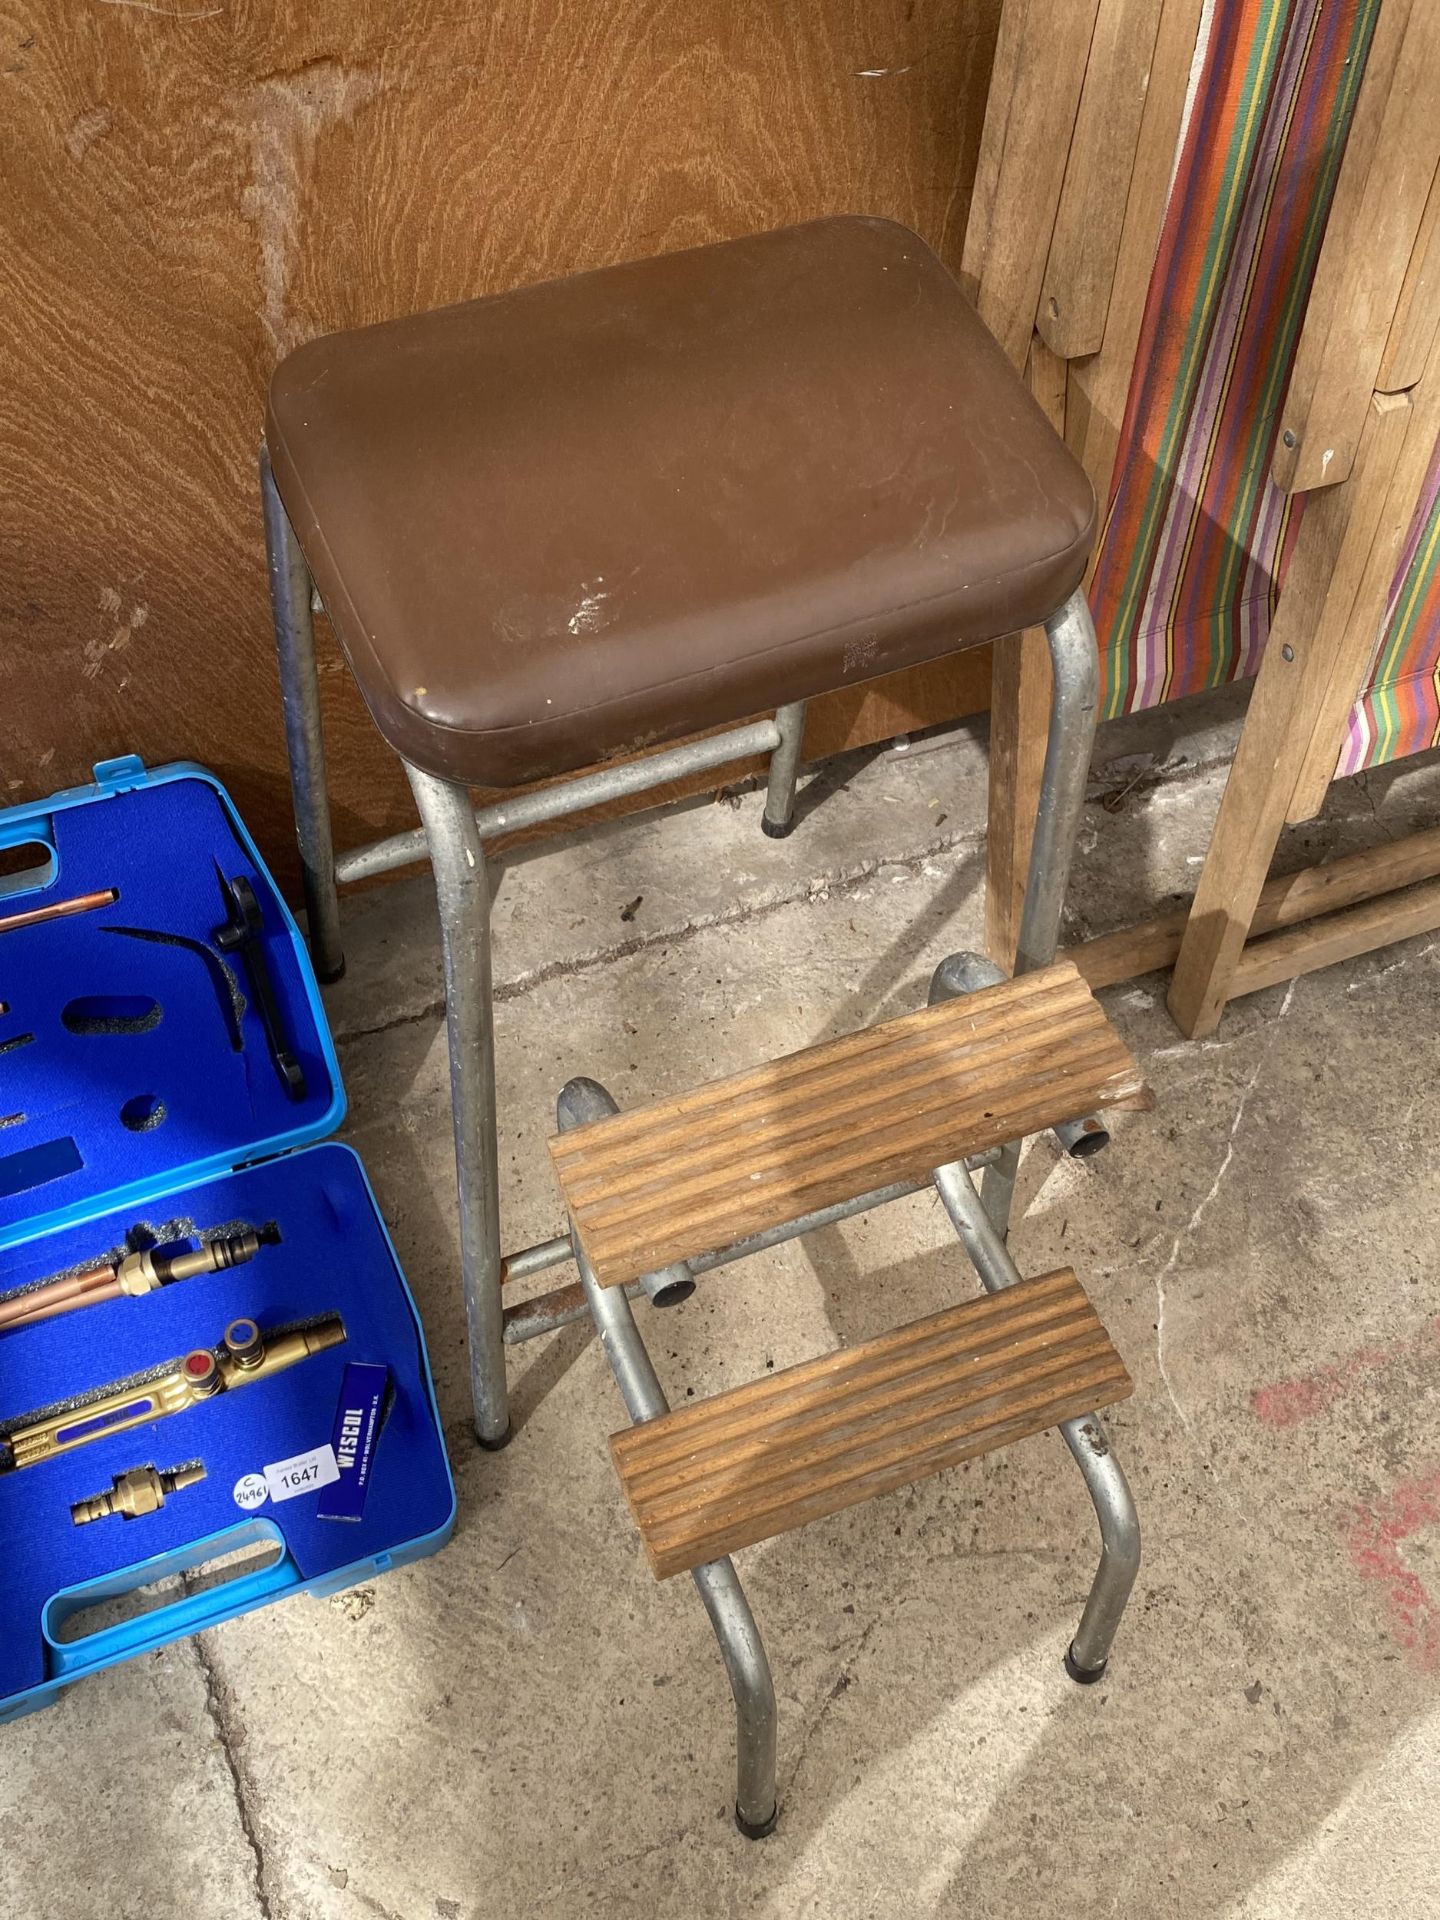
549 960 1150 1288
611 1268 1132 1578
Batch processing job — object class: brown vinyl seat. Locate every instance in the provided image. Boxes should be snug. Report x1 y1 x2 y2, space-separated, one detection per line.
265 215 1096 791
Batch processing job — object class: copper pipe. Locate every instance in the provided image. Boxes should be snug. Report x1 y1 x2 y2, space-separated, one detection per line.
0 889 118 936
0 1226 279 1332
0 1263 115 1329
2 1282 123 1328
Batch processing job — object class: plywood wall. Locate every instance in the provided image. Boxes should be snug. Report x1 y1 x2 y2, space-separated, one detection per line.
0 1 1000 881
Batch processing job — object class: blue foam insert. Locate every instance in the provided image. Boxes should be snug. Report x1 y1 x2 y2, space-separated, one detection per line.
0 769 340 1246
0 1144 455 1702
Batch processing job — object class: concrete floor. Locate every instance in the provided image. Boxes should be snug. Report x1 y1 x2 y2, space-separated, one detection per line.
6 698 1440 1920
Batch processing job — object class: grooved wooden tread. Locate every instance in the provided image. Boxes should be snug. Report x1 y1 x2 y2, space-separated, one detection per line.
549 960 1150 1287
611 1267 1132 1578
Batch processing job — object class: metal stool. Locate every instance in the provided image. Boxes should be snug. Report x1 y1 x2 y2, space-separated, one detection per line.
262 217 1143 1832
262 215 1100 1445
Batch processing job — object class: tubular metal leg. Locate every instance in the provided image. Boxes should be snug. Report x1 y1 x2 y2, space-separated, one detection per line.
691 1560 780 1836
260 447 345 983
1058 1414 1141 1680
981 589 1100 1236
558 1078 779 1838
761 701 807 839
406 763 510 1447
930 1154 1140 1679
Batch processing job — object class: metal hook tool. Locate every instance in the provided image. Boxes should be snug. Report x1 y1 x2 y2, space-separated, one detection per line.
213 869 307 1102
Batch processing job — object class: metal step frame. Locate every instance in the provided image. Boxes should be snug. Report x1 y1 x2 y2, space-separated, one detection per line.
554 946 1141 1840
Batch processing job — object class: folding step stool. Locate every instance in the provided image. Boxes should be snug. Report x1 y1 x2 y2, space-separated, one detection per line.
261 216 1151 1836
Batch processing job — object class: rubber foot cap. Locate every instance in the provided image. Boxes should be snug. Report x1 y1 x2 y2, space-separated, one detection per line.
760 815 796 840
316 958 346 985
478 1421 514 1453
1064 1643 1107 1685
735 1801 779 1840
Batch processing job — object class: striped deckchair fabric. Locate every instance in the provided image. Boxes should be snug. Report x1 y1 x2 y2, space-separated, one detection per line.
1336 440 1440 773
1091 0 1400 736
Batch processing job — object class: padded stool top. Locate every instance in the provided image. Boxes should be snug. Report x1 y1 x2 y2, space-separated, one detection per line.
266 217 1095 789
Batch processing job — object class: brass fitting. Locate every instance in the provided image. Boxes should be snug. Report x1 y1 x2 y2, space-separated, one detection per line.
1 1314 345 1472
71 1461 207 1524
0 1223 281 1332
115 1226 280 1298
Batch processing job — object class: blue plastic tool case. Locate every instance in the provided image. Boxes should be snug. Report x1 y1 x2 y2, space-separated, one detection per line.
0 757 455 1721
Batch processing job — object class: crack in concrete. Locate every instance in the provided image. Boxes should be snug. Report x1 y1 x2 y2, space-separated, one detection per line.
338 993 448 1045
299 1850 411 1919
194 1634 279 1920
951 1544 1071 1562
340 1879 408 1920
332 823 988 1048
1152 979 1297 1437
1346 936 1438 993
783 1606 889 1798
323 700 1430 1056
531 1830 686 1907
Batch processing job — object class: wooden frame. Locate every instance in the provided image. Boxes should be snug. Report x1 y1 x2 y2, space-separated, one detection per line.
972 0 1440 1029
1167 5 1440 1033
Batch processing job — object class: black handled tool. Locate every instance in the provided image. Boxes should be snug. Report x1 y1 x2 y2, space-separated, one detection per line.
213 871 307 1102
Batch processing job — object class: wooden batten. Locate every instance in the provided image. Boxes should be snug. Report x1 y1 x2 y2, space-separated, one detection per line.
961 0 1104 370
1273 0 1440 494
1070 825 1440 991
1038 0 1166 362
1229 875 1440 1001
610 1268 1132 1578
1065 0 1205 518
550 962 1150 1289
1167 391 1413 1036
1288 332 1440 822
1377 161 1440 394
